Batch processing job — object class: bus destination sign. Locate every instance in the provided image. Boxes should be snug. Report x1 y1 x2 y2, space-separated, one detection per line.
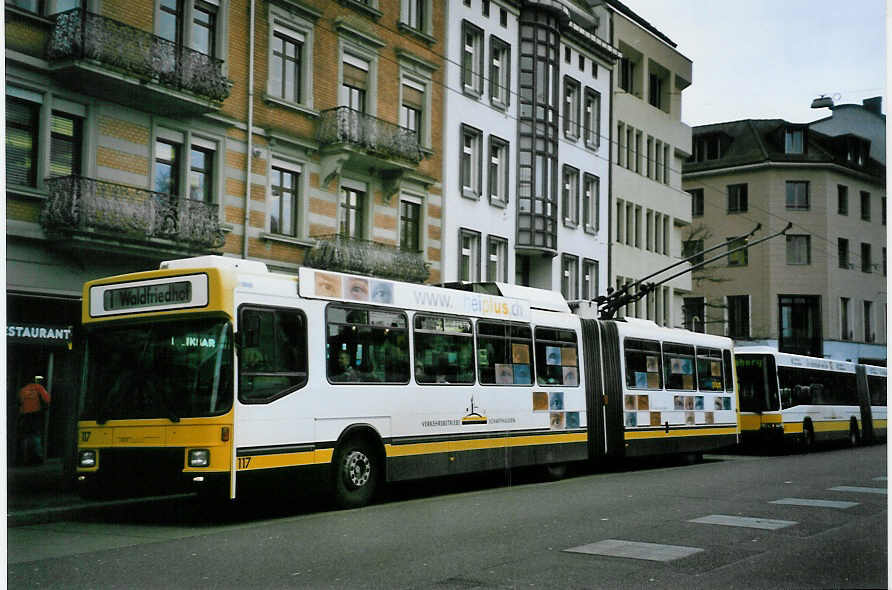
89 274 209 317
104 281 192 311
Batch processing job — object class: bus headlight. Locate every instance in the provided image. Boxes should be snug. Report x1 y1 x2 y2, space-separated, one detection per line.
188 449 210 468
78 450 97 468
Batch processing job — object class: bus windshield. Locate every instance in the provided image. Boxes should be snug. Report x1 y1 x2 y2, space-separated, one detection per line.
736 354 779 412
82 318 233 422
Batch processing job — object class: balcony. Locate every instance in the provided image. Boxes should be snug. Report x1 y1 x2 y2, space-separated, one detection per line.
41 176 225 256
316 107 425 194
46 9 231 115
303 234 429 284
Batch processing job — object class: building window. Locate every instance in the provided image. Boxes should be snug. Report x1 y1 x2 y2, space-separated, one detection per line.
563 77 580 140
786 235 811 265
785 181 809 210
339 186 365 239
683 297 705 333
400 79 425 141
582 174 599 234
154 139 181 195
778 295 822 357
582 259 598 300
784 128 804 154
6 97 39 187
727 183 748 213
615 200 624 244
616 123 625 168
341 55 369 112
654 139 662 182
459 229 481 282
691 134 722 162
270 164 300 236
864 300 874 342
860 191 871 221
482 0 489 16
188 145 214 203
159 0 184 44
500 7 507 27
561 254 578 300
619 56 635 94
727 295 750 339
727 237 748 267
460 125 482 198
838 238 849 269
461 21 484 96
662 144 670 184
50 111 83 178
486 235 508 282
688 188 704 217
882 197 886 225
583 88 600 149
562 165 579 226
489 37 510 108
683 239 704 265
840 297 851 340
838 185 848 215
488 136 509 205
399 198 421 252
402 0 428 33
191 1 217 56
861 243 872 273
648 70 665 110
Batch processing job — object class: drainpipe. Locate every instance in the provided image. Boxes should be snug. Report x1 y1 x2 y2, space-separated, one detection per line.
242 0 256 259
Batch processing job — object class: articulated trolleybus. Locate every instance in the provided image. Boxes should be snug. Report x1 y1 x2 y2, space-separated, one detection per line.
736 347 887 449
76 256 738 507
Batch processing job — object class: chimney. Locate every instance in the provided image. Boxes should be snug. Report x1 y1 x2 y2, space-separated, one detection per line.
863 97 882 114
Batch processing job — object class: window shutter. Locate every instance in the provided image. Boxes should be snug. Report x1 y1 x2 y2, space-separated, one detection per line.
402 84 424 109
6 98 38 186
343 62 368 89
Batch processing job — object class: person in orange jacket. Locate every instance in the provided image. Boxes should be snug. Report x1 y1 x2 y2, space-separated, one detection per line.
18 376 51 465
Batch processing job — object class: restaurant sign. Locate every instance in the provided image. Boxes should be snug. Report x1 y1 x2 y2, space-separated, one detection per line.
7 324 74 348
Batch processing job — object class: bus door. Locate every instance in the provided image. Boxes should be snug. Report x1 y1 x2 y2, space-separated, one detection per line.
855 365 875 443
589 320 625 458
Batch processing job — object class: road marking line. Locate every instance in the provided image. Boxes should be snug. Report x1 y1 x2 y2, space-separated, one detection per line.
564 539 703 562
828 486 887 495
689 514 797 530
769 498 859 509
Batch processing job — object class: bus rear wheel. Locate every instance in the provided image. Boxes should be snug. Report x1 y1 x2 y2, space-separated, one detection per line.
332 438 379 509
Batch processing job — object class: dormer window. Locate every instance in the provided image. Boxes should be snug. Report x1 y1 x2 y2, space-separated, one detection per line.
691 133 723 162
784 128 804 154
844 136 870 167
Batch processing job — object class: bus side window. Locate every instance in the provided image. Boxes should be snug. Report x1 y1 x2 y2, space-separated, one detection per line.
623 338 661 390
722 350 734 392
326 305 409 384
414 314 474 385
477 321 533 385
239 307 308 403
534 327 579 386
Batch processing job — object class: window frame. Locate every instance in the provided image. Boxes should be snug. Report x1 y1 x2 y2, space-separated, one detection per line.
486 234 509 282
689 188 704 217
461 20 485 97
326 303 411 385
459 227 481 282
582 258 598 300
861 242 872 273
6 96 40 188
534 326 580 387
476 320 534 386
339 183 366 239
582 173 599 234
860 190 871 221
837 184 848 215
726 236 748 267
785 181 810 210
561 165 579 227
460 124 483 199
487 135 509 206
562 76 581 141
624 338 663 391
561 253 579 300
399 195 422 253
413 313 475 385
489 35 511 109
266 6 314 111
268 160 302 237
786 234 811 266
583 87 601 150
727 295 750 339
726 183 748 213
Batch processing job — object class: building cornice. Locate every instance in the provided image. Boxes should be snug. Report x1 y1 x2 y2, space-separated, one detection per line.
684 160 885 187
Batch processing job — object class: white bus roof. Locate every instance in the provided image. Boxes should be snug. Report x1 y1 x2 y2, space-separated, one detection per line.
160 255 268 274
490 283 571 313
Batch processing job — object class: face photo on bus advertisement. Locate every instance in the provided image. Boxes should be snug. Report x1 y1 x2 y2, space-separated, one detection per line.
315 272 342 298
370 280 393 304
345 277 369 301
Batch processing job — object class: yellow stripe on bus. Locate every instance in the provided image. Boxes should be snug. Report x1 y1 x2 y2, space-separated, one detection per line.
237 451 317 471
386 432 587 458
624 426 737 440
873 419 887 428
761 414 783 424
739 414 761 431
811 420 853 433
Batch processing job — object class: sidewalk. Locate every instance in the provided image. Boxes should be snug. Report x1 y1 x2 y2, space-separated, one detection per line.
7 459 188 527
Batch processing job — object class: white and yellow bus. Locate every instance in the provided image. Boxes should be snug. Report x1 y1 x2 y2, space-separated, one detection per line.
736 347 887 449
76 256 738 507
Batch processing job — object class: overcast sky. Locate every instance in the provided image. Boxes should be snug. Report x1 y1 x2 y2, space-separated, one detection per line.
618 0 887 127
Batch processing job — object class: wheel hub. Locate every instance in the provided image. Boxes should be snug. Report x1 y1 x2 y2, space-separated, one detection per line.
344 450 371 489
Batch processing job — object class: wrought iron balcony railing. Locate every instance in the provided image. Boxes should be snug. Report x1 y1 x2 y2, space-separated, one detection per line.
47 9 231 103
316 107 424 164
41 176 225 250
303 234 429 284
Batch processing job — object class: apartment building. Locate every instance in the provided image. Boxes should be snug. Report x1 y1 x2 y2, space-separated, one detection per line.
441 0 618 301
6 0 445 466
682 105 886 364
605 0 693 326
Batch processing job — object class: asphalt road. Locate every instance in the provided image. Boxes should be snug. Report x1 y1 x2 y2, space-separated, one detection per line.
8 443 887 589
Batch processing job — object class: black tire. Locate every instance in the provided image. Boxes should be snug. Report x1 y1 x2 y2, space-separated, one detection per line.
801 421 815 452
849 420 860 447
332 438 380 509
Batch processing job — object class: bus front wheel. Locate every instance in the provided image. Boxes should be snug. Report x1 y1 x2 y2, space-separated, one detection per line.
332 438 379 509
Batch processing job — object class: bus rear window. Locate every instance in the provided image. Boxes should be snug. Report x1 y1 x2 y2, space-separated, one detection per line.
414 314 474 384
535 327 579 386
